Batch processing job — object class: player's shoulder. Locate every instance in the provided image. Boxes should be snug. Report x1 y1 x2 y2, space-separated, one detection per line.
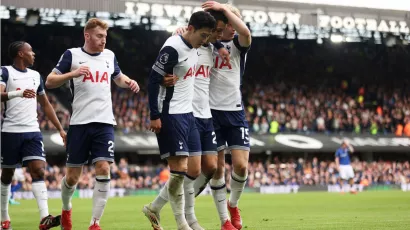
101 48 115 56
26 68 40 76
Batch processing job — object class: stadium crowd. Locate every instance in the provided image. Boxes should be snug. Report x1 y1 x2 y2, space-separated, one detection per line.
2 21 410 135
8 158 410 191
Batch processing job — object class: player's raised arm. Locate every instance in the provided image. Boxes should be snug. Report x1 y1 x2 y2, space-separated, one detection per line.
45 50 90 89
37 77 67 146
148 46 179 132
202 1 251 47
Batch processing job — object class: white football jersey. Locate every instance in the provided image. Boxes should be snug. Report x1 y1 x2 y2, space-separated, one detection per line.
149 35 198 119
209 35 250 111
1 66 45 133
53 48 121 125
192 44 214 119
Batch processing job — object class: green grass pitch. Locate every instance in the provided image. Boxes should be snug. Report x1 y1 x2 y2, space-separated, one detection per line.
8 191 410 229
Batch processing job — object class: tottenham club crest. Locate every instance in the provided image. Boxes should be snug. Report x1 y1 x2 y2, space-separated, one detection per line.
160 53 169 64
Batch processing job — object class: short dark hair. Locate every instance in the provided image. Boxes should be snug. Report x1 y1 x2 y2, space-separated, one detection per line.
8 41 25 59
206 10 228 24
188 11 216 30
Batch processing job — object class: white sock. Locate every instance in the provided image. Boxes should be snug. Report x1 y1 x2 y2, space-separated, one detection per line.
229 170 247 208
32 181 49 219
61 176 76 211
184 175 197 225
90 175 110 226
168 172 187 227
194 173 211 196
151 181 169 212
1 183 11 221
210 178 229 224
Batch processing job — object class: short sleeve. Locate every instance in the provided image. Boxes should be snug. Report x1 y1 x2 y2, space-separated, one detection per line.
37 76 45 95
53 50 72 75
0 67 9 86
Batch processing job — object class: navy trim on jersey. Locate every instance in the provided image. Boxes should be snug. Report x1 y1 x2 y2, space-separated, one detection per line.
148 46 179 120
54 50 72 74
81 47 101 56
233 35 251 53
239 50 246 84
179 35 193 49
162 86 175 115
112 56 121 79
212 41 223 50
69 79 75 104
12 65 27 73
37 77 45 94
0 67 9 85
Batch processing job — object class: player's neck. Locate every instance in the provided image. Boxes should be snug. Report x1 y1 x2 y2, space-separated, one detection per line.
181 32 194 49
82 45 101 55
12 60 27 72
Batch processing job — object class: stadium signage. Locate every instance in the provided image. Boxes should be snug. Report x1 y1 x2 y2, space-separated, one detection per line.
318 15 410 34
45 132 410 153
124 2 301 26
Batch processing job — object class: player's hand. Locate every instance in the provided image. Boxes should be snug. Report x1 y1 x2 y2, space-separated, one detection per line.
72 66 90 78
22 89 36 98
150 119 162 134
218 47 230 65
162 74 178 87
125 79 140 93
202 1 225 11
59 129 67 147
173 27 188 36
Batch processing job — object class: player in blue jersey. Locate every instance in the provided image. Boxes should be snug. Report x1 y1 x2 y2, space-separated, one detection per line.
143 11 216 230
202 2 252 229
335 140 357 194
46 18 140 230
1 41 67 230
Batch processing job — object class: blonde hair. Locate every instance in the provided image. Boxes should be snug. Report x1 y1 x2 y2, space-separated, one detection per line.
223 3 241 18
84 18 108 32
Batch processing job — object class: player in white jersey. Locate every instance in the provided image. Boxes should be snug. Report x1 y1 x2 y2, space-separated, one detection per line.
45 18 140 230
1 41 66 230
203 2 252 229
147 10 237 230
143 11 216 230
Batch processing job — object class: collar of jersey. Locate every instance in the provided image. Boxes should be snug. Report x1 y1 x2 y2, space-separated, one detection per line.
12 65 27 73
179 35 193 49
81 47 101 56
220 39 232 43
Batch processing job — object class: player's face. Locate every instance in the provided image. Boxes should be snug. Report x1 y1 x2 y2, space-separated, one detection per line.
85 26 107 52
19 43 35 67
208 21 227 44
189 26 213 48
222 23 236 41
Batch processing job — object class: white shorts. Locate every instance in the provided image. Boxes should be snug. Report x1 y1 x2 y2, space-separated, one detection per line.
339 165 354 180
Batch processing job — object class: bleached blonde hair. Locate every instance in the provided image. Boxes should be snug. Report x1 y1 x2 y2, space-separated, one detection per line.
223 3 241 18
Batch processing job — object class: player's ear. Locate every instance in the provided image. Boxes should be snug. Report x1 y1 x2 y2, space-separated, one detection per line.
187 25 195 33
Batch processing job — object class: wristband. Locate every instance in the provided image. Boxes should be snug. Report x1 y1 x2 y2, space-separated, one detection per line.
7 90 24 99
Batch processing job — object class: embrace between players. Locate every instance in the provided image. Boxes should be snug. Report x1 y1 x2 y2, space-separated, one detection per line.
0 1 251 230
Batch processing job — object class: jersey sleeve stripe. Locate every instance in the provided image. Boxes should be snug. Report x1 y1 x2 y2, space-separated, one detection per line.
152 65 166 76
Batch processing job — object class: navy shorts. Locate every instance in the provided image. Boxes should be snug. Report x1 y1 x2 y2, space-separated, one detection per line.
211 109 250 152
66 123 115 167
195 118 217 154
156 113 201 159
1 132 45 168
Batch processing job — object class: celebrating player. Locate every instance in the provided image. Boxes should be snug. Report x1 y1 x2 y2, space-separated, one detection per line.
203 2 252 229
143 11 216 230
45 18 140 230
335 140 357 194
1 41 66 230
153 9 237 230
